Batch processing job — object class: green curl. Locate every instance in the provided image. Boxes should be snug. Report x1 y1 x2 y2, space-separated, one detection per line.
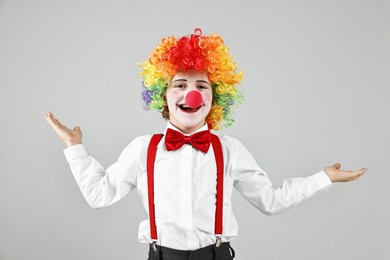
148 79 168 110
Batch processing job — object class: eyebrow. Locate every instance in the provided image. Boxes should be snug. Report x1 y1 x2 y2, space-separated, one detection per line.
196 80 211 85
172 79 211 85
172 79 187 83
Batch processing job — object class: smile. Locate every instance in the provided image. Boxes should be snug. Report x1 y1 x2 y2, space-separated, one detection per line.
177 104 203 113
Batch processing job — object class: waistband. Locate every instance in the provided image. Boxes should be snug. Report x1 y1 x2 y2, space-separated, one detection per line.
149 242 234 258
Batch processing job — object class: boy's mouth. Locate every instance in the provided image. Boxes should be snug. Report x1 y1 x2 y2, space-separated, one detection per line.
177 104 203 113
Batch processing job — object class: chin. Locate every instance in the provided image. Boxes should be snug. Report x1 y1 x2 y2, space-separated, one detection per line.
170 117 206 133
181 120 205 129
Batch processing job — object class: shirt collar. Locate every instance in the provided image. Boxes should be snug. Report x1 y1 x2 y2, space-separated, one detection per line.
164 121 209 136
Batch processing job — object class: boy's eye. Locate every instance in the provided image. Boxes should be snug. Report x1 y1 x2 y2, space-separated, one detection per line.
175 84 185 88
197 85 208 89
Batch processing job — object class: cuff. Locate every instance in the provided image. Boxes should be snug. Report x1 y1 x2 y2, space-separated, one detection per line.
312 170 333 191
63 144 88 161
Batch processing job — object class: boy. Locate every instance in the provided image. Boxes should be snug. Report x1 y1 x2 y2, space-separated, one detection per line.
44 28 367 260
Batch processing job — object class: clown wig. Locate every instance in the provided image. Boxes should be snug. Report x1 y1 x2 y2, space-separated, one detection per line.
139 28 243 130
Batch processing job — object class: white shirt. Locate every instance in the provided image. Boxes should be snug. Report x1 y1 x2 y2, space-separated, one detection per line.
63 122 332 250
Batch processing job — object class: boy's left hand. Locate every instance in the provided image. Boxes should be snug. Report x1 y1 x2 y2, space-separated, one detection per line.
324 163 368 182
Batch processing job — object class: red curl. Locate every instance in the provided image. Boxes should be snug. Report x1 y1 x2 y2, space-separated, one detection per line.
168 29 208 72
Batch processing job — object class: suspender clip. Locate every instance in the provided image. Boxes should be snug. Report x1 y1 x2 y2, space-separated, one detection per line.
151 240 158 252
215 235 222 248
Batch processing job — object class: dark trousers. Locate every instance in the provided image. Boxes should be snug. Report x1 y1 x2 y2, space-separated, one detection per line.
147 242 235 260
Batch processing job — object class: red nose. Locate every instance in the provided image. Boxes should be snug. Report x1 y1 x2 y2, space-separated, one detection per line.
185 91 202 108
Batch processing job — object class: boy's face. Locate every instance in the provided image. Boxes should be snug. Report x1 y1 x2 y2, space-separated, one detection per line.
166 70 213 134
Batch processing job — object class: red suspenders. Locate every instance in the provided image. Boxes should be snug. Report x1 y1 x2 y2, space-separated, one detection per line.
146 133 224 248
211 133 224 246
146 134 163 243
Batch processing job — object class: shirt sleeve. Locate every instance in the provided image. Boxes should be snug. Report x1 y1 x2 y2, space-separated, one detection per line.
229 139 333 215
63 136 149 208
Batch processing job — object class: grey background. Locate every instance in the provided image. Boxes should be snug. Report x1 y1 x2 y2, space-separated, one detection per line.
0 0 389 259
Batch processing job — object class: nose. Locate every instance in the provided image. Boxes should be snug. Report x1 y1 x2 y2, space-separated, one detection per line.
185 90 202 108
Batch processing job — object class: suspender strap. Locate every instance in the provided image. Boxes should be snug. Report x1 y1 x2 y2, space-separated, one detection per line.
146 133 224 245
147 134 164 241
210 133 224 237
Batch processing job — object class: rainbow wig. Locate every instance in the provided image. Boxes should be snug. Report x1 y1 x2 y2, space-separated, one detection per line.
139 28 243 130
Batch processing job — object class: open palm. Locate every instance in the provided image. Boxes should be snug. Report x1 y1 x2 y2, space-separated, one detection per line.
44 112 82 147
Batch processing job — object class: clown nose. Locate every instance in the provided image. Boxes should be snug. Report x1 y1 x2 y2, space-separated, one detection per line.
185 91 202 108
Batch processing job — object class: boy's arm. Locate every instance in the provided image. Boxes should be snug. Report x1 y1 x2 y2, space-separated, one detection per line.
45 112 147 208
230 139 366 215
63 138 147 208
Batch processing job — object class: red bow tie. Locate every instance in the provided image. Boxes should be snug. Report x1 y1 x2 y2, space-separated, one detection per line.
165 128 211 153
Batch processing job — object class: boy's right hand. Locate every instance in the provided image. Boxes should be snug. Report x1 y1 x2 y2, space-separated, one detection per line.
44 112 83 147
